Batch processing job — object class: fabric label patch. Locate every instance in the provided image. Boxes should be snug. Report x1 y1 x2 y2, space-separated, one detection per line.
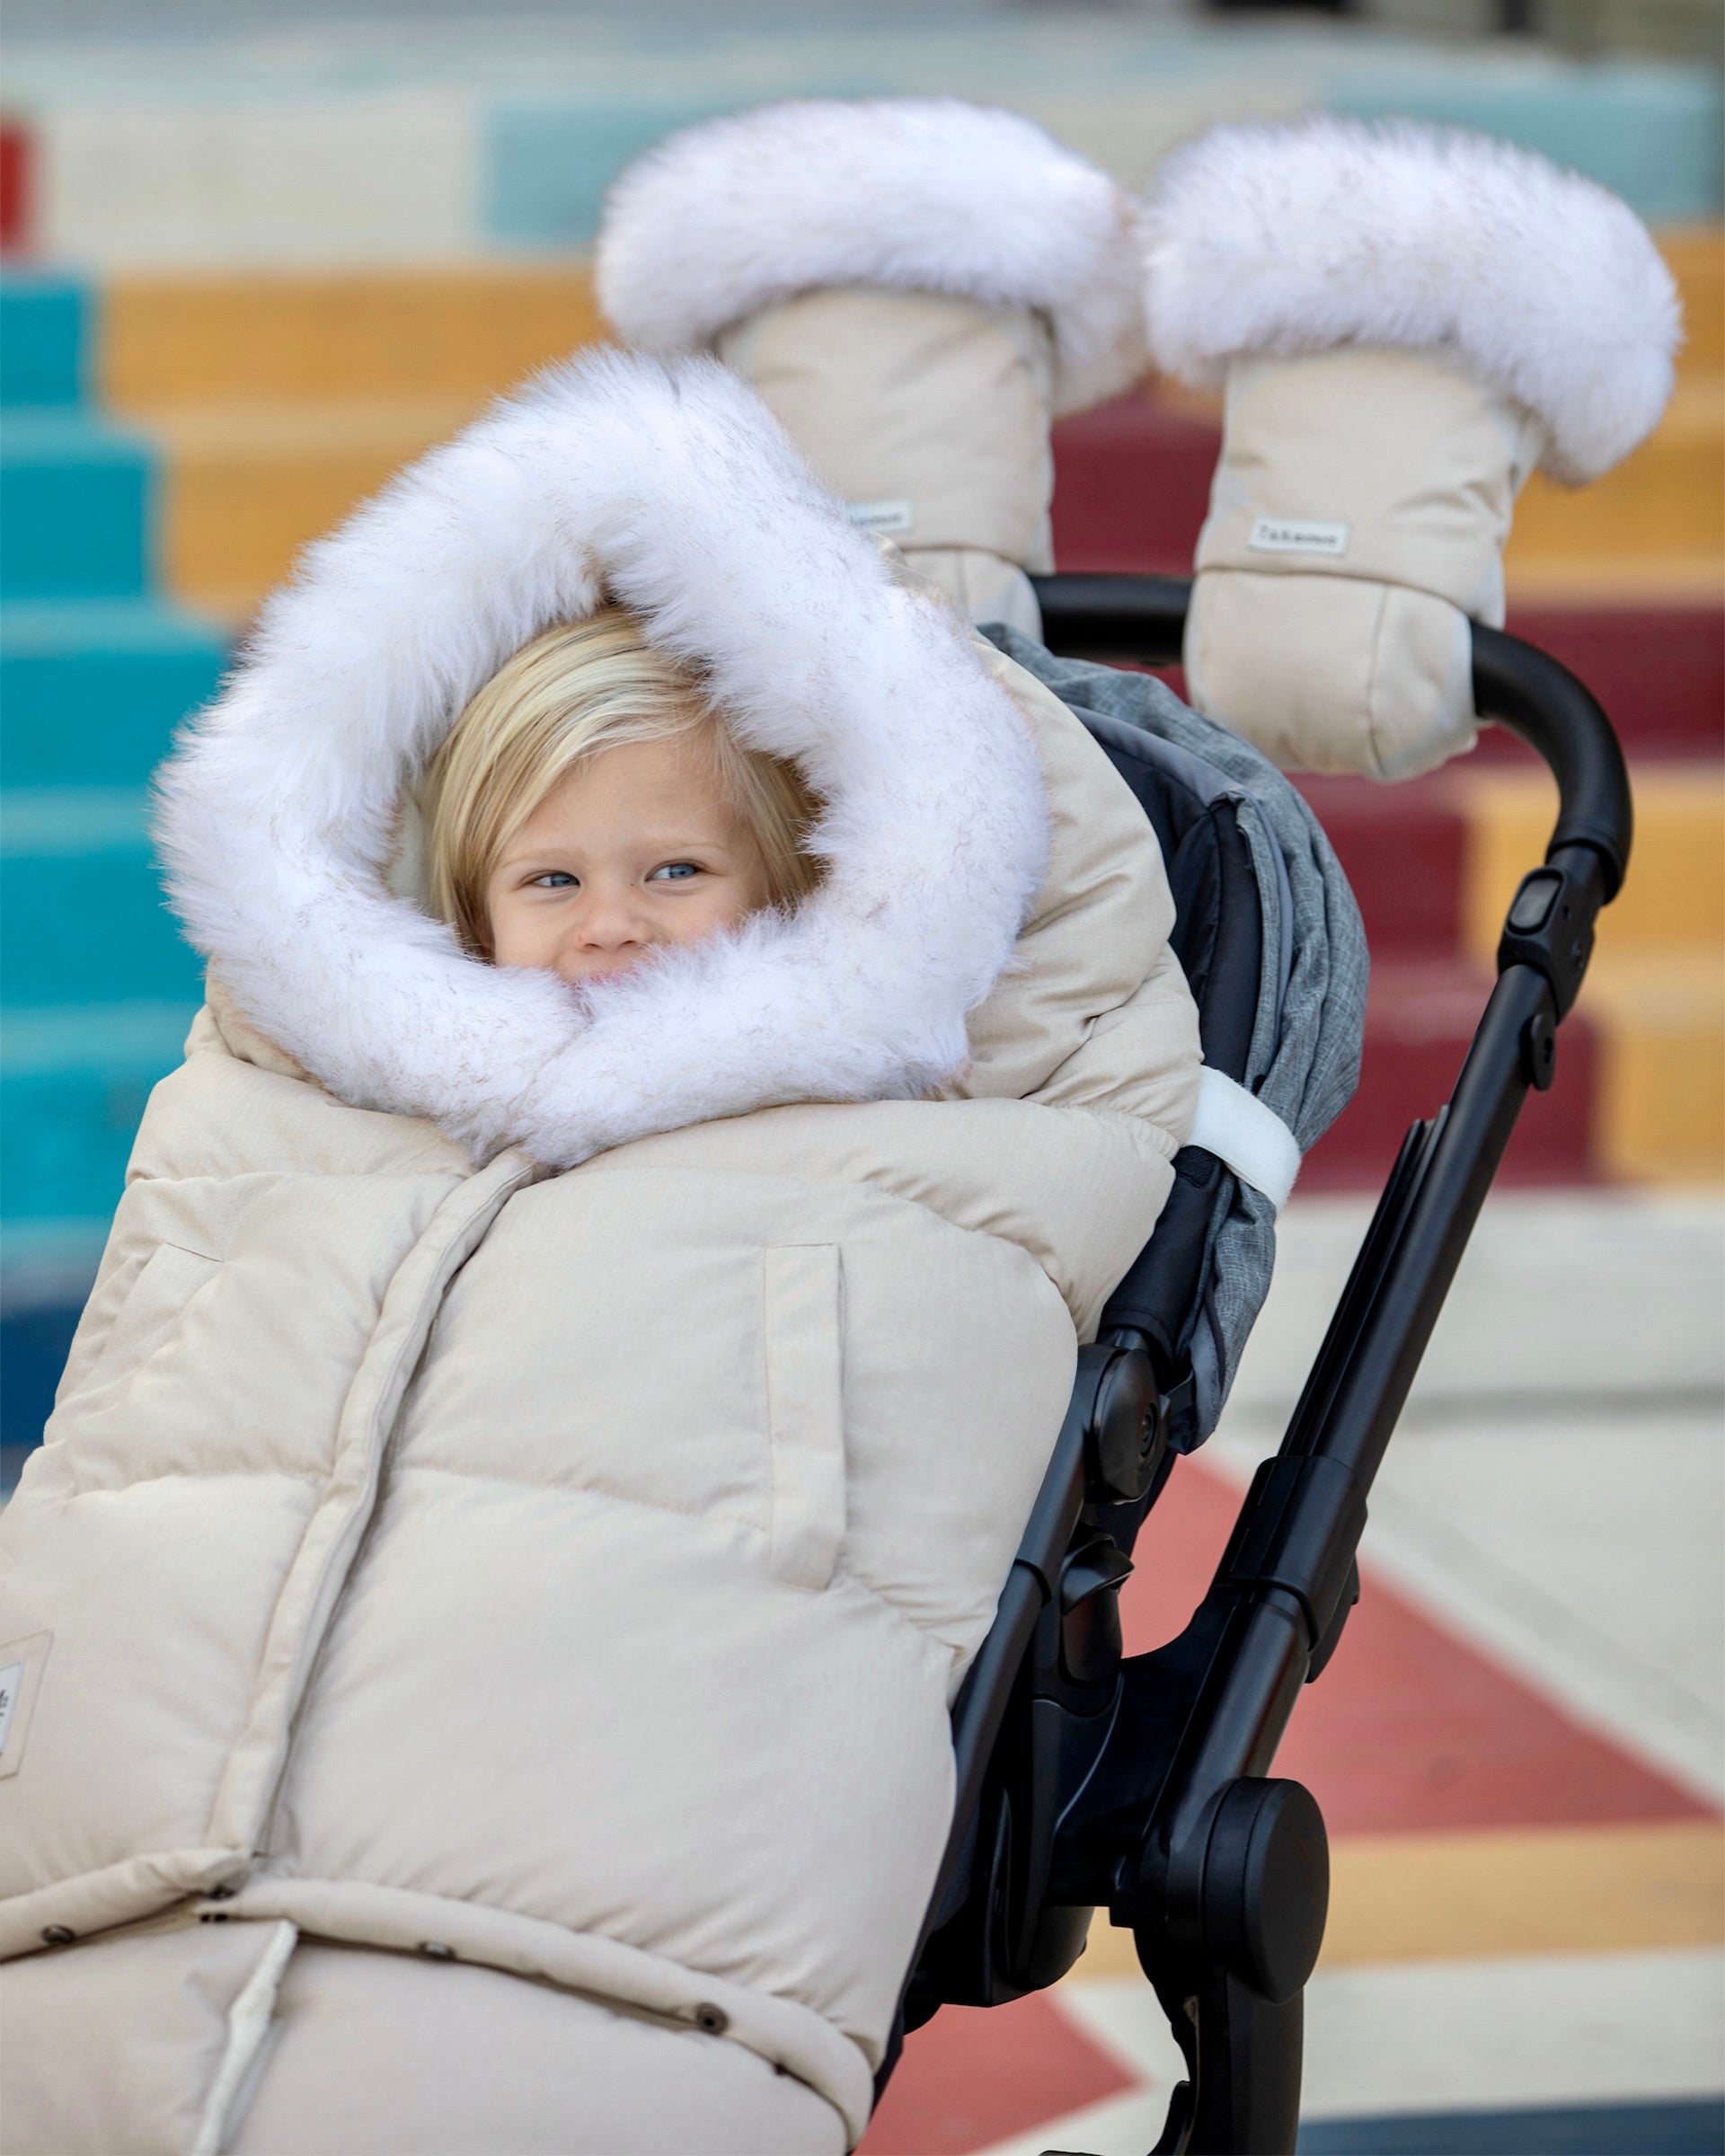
846 499 915 536
0 1632 51 1779
1248 516 1350 558
0 1662 24 1756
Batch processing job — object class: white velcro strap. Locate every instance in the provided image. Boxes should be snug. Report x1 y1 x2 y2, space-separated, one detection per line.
1189 1067 1302 1215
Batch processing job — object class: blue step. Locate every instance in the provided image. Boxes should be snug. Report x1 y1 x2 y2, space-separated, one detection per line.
2 600 228 787
488 95 745 247
2 1303 84 1475
1 410 154 601
0 1216 110 1472
2 1002 194 1223
1331 61 1724 224
0 272 89 410
0 790 201 1003
1298 2096 1725 2154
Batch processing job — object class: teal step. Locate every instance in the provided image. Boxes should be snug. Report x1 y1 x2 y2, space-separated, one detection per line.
2 601 228 787
2 1003 193 1223
1 410 153 601
1332 59 1723 224
488 95 744 247
0 273 88 410
1 789 201 1004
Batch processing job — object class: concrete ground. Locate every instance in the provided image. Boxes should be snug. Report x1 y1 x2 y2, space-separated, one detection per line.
866 1187 1725 2154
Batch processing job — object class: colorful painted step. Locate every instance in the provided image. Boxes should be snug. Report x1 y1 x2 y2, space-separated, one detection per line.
0 788 199 1006
1485 605 1722 762
1 25 1717 268
1299 764 1725 1185
0 409 155 600
88 378 1718 626
1 1002 194 1224
1464 764 1725 1183
1300 764 1725 965
7 227 1708 621
2 599 227 787
1305 955 1601 1190
142 393 477 617
1507 374 1724 589
0 270 84 404
99 264 604 411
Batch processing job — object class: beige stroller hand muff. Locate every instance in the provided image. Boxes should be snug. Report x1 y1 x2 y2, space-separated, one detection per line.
1144 117 1681 779
597 97 1149 637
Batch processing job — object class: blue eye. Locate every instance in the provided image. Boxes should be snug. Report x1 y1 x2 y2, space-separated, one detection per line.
530 872 577 888
650 862 701 882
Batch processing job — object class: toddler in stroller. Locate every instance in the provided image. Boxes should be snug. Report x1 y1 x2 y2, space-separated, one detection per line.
1 94 1668 2156
0 346 1203 2149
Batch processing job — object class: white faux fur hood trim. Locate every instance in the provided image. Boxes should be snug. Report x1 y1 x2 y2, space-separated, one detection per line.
1143 116 1680 484
597 97 1148 417
155 351 1049 1170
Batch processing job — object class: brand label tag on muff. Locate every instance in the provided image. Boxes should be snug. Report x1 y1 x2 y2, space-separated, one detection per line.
0 1662 22 1755
1248 517 1350 558
0 1633 51 1778
847 499 916 536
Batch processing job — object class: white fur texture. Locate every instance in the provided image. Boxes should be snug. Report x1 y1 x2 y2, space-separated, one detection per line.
155 352 1048 1169
597 97 1147 416
1143 116 1680 484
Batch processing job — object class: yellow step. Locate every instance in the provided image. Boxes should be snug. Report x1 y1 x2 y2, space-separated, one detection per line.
1463 764 1725 962
100 232 1718 411
151 384 1721 619
103 264 606 413
1587 950 1725 1184
1493 231 1721 596
1463 764 1723 1184
148 396 476 614
121 238 1720 616
1075 1819 1724 1974
1664 226 1724 377
1505 375 1722 578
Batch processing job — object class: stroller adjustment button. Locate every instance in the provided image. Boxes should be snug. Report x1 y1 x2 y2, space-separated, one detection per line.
1507 869 1561 934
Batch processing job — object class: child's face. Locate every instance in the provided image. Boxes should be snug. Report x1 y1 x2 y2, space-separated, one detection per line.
485 736 772 987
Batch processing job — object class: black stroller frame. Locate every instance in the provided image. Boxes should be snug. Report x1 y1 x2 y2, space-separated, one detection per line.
883 574 1633 2156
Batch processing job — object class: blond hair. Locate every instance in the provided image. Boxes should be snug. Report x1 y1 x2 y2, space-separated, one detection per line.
421 606 822 956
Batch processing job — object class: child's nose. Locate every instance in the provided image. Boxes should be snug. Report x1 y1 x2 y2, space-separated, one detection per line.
576 888 650 950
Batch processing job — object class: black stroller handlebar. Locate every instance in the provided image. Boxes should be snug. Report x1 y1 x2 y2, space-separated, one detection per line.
1471 624 1632 903
1029 573 1634 908
907 575 1637 2155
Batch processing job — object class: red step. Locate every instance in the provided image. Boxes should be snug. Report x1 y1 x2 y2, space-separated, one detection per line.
1051 386 1218 577
1492 604 1723 763
1050 390 1724 759
0 119 30 257
1296 774 1467 959
1287 778 1598 1185
1121 1461 1711 1834
862 1989 1134 2154
1304 956 1599 1190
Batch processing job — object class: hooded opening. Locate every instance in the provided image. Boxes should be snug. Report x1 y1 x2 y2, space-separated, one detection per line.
154 351 1050 1171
